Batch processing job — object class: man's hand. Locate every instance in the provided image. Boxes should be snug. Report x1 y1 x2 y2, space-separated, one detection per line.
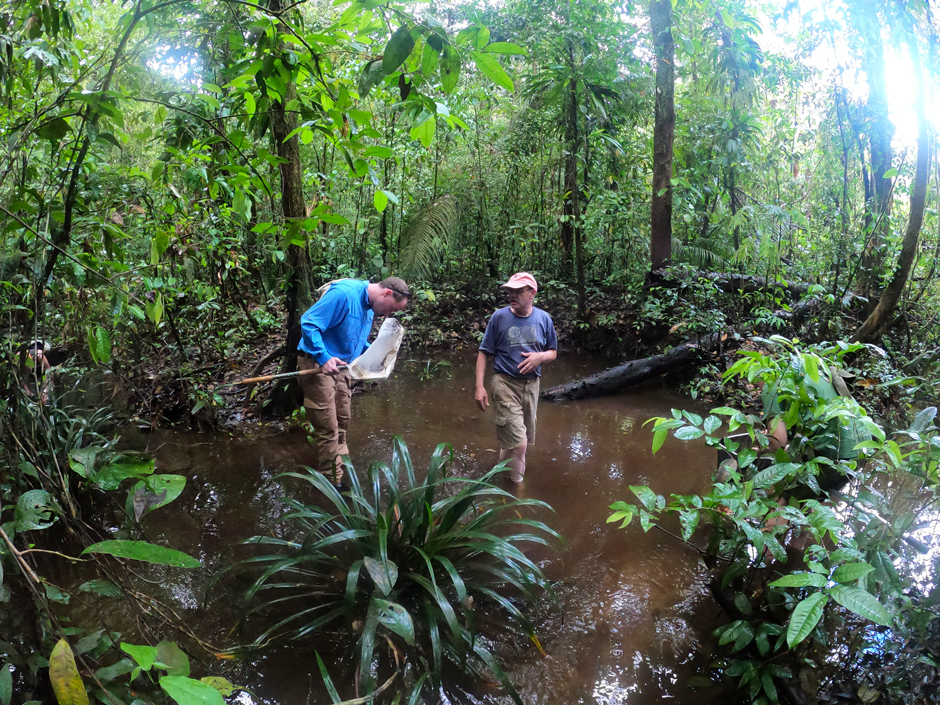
321 356 347 375
475 386 489 412
518 351 547 375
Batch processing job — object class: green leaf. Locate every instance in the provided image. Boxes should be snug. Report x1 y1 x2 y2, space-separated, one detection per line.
675 425 704 440
160 676 226 705
831 562 874 584
0 664 11 705
828 585 891 626
421 39 440 76
470 51 514 92
679 510 699 541
383 24 415 74
93 326 111 364
651 428 668 454
374 190 388 213
90 455 154 491
630 485 657 511
786 592 828 648
803 353 820 383
770 573 827 588
244 91 256 118
36 117 71 141
439 44 460 94
737 446 758 469
363 556 398 595
49 639 89 705
410 116 435 148
82 541 201 568
156 642 190 678
129 475 185 521
882 167 899 179
120 643 158 671
78 579 122 598
753 463 801 488
483 42 527 55
703 416 721 435
15 490 56 531
374 598 415 645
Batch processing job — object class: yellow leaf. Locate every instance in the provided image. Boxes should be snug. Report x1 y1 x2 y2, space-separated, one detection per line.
49 639 89 705
530 634 547 656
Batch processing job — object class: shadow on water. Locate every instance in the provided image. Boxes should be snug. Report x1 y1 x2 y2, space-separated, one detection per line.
100 352 724 704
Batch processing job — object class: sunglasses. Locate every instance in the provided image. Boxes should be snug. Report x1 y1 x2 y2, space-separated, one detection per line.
387 286 411 300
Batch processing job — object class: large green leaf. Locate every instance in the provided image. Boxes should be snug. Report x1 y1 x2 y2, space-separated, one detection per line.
439 44 460 94
470 51 513 92
752 463 801 488
421 36 441 76
160 676 226 705
82 541 201 568
383 24 415 74
375 598 416 645
831 562 874 584
157 642 190 678
127 474 185 521
786 592 828 648
36 116 71 141
91 455 155 491
15 490 57 531
410 116 435 148
358 59 386 98
829 585 892 626
770 572 827 588
120 643 158 671
49 639 89 705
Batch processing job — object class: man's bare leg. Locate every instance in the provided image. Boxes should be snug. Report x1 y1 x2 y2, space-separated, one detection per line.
499 443 527 482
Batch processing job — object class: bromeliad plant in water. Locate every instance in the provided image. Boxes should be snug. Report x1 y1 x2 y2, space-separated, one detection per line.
608 337 940 704
240 437 560 702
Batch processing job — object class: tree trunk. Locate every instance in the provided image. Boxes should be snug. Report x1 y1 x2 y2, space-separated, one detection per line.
855 1 894 299
649 0 675 270
268 0 311 412
542 333 726 401
852 34 929 343
561 41 579 286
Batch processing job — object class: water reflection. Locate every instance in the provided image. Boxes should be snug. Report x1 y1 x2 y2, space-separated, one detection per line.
113 351 720 704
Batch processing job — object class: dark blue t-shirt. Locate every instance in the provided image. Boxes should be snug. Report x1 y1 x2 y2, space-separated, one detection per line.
479 306 557 379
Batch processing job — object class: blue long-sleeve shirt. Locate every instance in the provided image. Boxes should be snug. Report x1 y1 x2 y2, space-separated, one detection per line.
298 279 373 365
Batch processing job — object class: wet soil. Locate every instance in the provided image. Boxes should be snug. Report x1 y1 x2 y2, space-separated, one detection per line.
87 352 724 704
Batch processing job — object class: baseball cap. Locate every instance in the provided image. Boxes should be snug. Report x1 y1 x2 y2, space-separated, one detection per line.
500 272 537 292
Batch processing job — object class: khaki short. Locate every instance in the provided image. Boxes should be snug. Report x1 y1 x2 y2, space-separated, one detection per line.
492 373 540 450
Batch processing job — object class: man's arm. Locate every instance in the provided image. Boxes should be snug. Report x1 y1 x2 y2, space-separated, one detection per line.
518 349 556 375
300 288 349 371
475 351 492 411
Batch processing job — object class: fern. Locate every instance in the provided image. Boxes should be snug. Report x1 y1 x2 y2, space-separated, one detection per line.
398 194 458 280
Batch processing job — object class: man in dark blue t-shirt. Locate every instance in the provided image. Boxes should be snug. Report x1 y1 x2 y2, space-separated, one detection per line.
475 272 557 482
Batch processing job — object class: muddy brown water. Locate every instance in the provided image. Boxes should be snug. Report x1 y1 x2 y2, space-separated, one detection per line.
102 352 723 704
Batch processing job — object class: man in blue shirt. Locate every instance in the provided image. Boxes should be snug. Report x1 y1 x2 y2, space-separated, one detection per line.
475 273 557 482
298 277 410 487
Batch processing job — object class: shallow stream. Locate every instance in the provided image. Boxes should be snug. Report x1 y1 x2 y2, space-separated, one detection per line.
105 352 722 704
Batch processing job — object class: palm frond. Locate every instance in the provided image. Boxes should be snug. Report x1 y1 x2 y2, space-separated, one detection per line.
673 239 730 269
398 194 458 281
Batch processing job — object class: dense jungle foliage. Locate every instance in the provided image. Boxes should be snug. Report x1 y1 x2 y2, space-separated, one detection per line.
1 0 939 703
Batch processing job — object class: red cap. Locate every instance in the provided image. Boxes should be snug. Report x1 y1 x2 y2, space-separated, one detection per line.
500 272 538 292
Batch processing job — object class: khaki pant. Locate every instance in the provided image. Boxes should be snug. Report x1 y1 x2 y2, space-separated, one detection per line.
492 373 539 450
298 355 351 484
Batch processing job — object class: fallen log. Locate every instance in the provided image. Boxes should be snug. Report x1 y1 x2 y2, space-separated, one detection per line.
650 269 811 298
542 332 728 401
